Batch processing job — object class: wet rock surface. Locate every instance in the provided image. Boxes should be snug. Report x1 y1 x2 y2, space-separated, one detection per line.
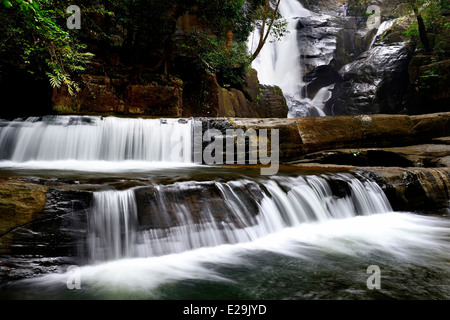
325 42 414 115
0 180 92 284
134 181 263 231
356 167 450 211
198 112 450 164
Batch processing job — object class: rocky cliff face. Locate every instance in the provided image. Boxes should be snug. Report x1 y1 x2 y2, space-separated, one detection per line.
296 2 412 116
295 0 449 117
51 68 288 118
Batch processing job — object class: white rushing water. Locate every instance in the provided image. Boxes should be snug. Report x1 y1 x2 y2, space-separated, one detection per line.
1 150 448 299
0 116 193 164
370 19 396 48
0 113 448 299
85 174 392 261
88 189 139 262
248 0 310 107
11 211 450 299
247 0 332 117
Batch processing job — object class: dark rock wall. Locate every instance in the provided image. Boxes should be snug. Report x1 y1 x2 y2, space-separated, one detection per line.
51 68 288 118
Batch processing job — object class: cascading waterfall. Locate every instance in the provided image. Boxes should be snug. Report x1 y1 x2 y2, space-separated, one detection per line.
248 0 311 116
0 7 448 303
88 189 138 262
370 19 396 48
1 114 449 300
248 0 331 117
87 174 392 262
248 0 310 100
0 116 193 163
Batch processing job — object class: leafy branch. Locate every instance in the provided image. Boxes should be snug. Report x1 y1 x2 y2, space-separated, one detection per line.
250 0 288 61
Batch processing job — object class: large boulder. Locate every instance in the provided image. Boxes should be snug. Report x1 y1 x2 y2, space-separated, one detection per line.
256 85 289 118
333 16 377 69
302 65 342 99
294 112 450 155
228 118 304 162
296 143 450 168
325 41 414 115
296 13 339 74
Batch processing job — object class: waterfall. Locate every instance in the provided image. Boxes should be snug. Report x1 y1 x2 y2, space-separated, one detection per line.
310 84 334 115
247 0 332 118
370 19 396 48
87 174 392 262
0 116 193 163
248 0 311 116
88 189 138 262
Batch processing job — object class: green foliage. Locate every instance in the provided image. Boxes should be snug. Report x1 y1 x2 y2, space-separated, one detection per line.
251 5 288 42
193 0 249 41
403 0 450 56
1 0 94 94
419 66 442 90
177 29 251 88
0 0 284 95
248 0 289 61
404 23 419 39
348 0 371 16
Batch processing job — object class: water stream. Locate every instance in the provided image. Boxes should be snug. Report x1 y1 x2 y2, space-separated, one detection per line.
248 0 310 102
0 116 449 300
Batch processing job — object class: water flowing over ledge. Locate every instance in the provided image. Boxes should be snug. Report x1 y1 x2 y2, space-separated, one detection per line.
2 112 449 167
0 113 449 300
84 174 392 263
0 116 193 163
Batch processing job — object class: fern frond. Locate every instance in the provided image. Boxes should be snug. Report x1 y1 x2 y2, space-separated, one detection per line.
46 72 62 88
63 76 80 96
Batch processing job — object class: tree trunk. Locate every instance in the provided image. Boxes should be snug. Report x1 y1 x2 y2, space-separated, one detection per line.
412 3 432 52
251 0 282 61
416 13 432 52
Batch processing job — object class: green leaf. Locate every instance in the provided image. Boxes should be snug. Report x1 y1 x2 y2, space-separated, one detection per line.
3 0 12 8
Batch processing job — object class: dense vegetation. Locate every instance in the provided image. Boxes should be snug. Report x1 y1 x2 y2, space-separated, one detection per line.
403 0 450 57
0 0 289 94
0 0 448 117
